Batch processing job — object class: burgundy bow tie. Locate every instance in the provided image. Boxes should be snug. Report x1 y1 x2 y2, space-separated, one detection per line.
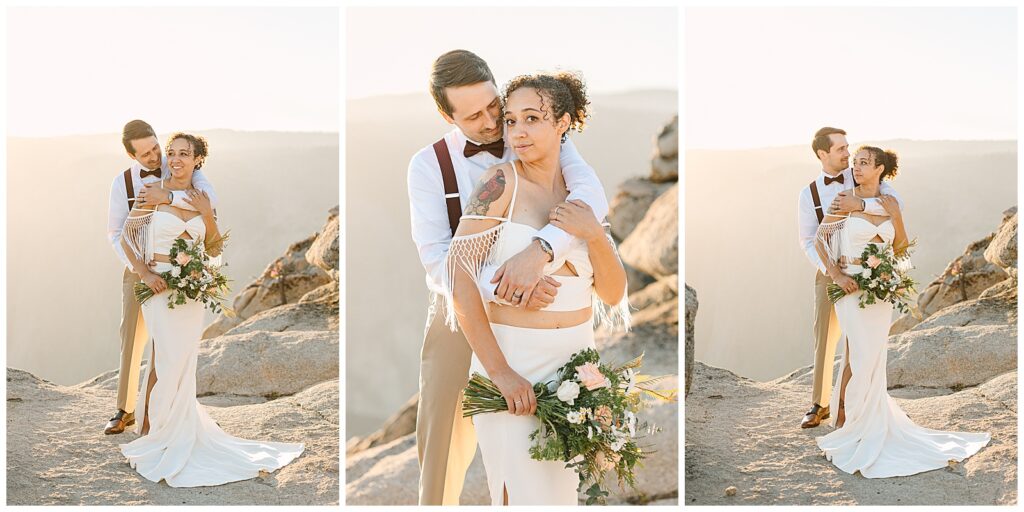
824 174 844 186
464 139 505 159
140 168 162 179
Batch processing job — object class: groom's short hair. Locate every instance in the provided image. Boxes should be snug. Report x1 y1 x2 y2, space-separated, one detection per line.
812 127 846 157
122 120 157 155
430 50 495 117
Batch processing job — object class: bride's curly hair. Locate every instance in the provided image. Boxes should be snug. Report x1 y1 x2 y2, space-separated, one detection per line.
858 145 899 181
503 71 590 143
167 132 209 170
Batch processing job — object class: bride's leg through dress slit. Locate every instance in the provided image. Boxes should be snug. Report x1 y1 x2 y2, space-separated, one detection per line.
119 259 304 487
815 292 990 478
141 347 157 435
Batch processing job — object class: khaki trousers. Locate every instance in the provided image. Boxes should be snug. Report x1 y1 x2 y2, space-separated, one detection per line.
811 271 843 408
116 268 148 414
416 302 477 506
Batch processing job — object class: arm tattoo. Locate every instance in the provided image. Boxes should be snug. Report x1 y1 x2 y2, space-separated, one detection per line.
464 168 506 216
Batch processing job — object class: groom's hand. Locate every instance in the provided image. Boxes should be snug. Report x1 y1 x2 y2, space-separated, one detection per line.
830 191 864 215
138 183 171 208
491 241 549 306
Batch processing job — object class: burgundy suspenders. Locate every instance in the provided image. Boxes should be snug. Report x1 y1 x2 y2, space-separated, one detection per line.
809 172 858 224
432 137 461 236
809 180 824 223
123 168 135 210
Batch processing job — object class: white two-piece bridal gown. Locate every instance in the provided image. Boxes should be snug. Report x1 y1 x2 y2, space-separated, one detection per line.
814 213 990 478
443 162 629 505
119 208 304 487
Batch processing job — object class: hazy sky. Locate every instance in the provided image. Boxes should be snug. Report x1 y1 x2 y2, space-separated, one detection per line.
6 7 339 137
686 7 1017 149
346 7 678 99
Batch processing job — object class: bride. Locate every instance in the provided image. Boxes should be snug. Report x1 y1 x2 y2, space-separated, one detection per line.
118 132 304 487
814 146 990 478
444 72 629 505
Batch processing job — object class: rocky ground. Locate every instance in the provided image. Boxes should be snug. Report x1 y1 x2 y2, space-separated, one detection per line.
345 116 681 505
685 207 1018 506
7 208 340 506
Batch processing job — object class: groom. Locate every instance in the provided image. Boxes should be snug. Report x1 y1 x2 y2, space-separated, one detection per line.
406 49 609 504
104 119 218 434
797 126 902 428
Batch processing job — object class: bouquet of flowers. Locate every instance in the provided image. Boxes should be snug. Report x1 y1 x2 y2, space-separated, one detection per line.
135 233 233 315
827 240 918 315
462 349 676 505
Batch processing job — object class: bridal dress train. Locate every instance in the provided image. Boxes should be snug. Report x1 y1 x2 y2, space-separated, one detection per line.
119 209 304 487
443 162 629 505
814 214 990 478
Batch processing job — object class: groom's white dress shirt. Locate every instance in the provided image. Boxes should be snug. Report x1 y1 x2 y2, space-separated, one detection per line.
797 167 903 274
407 127 609 301
107 158 218 271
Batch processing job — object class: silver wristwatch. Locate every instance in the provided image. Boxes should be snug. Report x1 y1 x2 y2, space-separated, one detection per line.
532 237 554 262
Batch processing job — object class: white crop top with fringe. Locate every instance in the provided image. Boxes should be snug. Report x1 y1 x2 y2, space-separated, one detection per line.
441 161 630 332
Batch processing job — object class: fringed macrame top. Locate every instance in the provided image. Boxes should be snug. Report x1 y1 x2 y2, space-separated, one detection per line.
815 190 899 277
442 161 631 332
121 182 210 268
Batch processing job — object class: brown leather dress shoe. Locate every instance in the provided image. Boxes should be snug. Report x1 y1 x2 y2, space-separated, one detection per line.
104 410 136 435
801 403 830 429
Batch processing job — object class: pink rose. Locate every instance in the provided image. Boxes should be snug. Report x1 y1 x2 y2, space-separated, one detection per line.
594 451 617 472
866 255 882 269
594 405 614 429
175 252 192 266
575 362 608 391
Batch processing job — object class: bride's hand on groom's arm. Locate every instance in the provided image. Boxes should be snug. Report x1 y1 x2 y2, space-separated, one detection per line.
550 200 603 243
878 195 902 219
489 366 537 416
182 189 215 218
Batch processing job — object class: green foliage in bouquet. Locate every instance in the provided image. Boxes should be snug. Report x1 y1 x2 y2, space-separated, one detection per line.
827 239 918 315
134 232 234 315
463 348 676 505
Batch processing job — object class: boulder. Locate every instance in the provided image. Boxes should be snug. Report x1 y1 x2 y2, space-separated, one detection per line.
203 234 332 339
197 330 339 397
306 206 340 281
619 184 678 279
984 207 1017 277
650 116 678 183
629 274 677 312
607 177 674 242
890 207 1016 335
347 393 418 454
685 284 697 396
225 298 339 336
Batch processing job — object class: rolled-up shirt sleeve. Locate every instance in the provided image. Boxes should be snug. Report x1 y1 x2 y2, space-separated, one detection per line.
409 148 503 304
798 186 826 274
108 173 133 270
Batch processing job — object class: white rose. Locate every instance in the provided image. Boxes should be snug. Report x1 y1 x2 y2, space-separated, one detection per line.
170 267 181 277
556 380 580 405
610 437 627 452
861 268 872 279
